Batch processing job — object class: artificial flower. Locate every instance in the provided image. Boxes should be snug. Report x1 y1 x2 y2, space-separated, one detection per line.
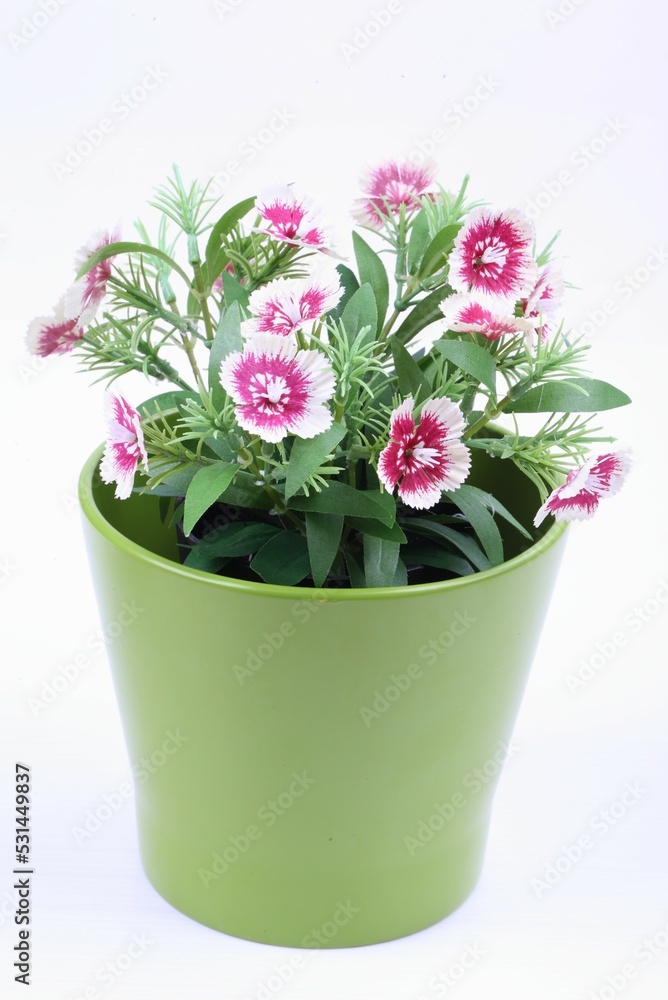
241 265 343 339
220 334 336 443
255 187 336 255
378 397 471 509
533 451 630 527
352 159 437 229
521 264 564 341
440 292 534 342
64 228 119 325
449 208 537 302
99 392 149 500
25 296 84 357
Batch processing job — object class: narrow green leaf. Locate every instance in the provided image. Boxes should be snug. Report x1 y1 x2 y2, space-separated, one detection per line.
330 265 360 321
443 487 504 566
418 225 460 277
450 485 532 540
352 232 389 334
183 463 238 536
344 550 366 589
363 535 400 588
289 482 396 526
394 287 452 345
406 210 431 273
184 523 280 570
345 517 407 543
251 531 311 585
401 543 474 576
506 378 632 413
433 339 497 392
305 512 344 587
204 195 256 279
392 557 408 586
76 241 191 289
138 390 197 419
284 424 347 499
221 269 250 310
400 518 491 571
341 283 377 345
391 339 431 399
209 301 243 408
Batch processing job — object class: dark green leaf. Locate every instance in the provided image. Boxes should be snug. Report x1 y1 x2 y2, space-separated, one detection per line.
363 535 400 588
289 482 395 526
330 265 360 321
391 339 431 399
401 543 474 576
209 301 243 408
418 225 460 277
352 232 389 334
443 487 504 566
183 463 238 536
344 549 366 589
433 339 497 393
506 378 632 413
407 211 431 273
305 512 344 587
341 283 377 345
392 557 408 586
184 522 280 571
76 241 191 288
401 518 490 571
204 196 256 280
251 531 311 585
284 424 347 499
450 485 532 540
394 287 452 345
346 517 407 543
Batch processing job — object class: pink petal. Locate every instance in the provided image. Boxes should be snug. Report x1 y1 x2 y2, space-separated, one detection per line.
449 208 537 303
533 451 630 527
353 159 437 228
99 392 148 500
25 296 84 357
440 292 534 342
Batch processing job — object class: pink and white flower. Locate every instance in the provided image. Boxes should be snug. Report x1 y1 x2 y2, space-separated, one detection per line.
64 228 119 325
241 265 343 339
25 296 84 357
449 208 537 303
533 451 630 527
352 159 437 229
378 397 471 509
255 186 336 255
220 334 336 443
520 264 564 341
440 292 535 342
99 392 149 500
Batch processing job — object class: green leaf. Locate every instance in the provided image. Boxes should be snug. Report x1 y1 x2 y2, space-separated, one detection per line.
209 301 243 408
401 543 474 576
506 378 632 413
184 522 280 571
251 531 311 585
363 535 400 588
418 225 460 277
443 487 504 566
345 517 407 543
450 485 532 540
183 463 238 536
305 512 344 587
344 550 366 589
330 265 360 321
406 210 431 273
217 471 273 509
391 339 431 399
138 390 197 419
394 287 452 345
204 196 256 280
221 269 249 310
401 518 491 571
289 482 396 526
284 424 347 499
341 283 377 345
392 557 408 586
434 339 497 393
352 232 389 334
76 241 191 289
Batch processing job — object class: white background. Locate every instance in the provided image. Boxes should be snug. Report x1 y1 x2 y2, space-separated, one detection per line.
1 0 667 997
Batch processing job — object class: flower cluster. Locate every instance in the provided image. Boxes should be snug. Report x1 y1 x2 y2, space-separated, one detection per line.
27 162 630 587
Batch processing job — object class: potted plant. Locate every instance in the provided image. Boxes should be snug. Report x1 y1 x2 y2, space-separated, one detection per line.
28 160 630 947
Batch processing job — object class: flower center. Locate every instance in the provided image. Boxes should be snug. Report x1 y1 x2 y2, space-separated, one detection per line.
251 372 289 410
474 237 508 272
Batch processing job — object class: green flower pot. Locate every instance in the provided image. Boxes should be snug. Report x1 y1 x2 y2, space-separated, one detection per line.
79 443 567 948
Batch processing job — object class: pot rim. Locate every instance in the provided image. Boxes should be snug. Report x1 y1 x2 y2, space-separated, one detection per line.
79 444 568 602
